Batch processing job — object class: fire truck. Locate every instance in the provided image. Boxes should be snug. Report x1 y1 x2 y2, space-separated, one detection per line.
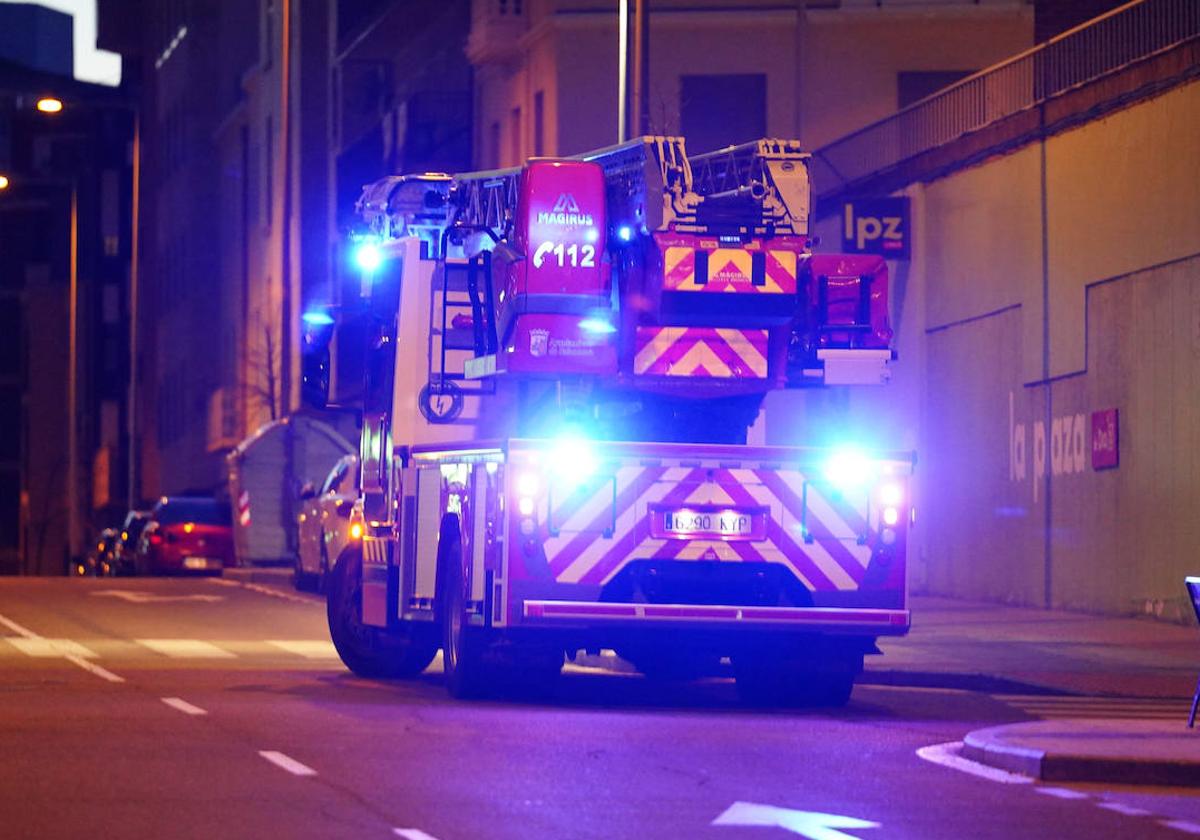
319 136 913 705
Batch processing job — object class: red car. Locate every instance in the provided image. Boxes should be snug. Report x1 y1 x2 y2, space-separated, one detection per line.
134 497 235 575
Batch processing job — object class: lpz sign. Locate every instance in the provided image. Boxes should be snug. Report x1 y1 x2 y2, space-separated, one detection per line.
842 198 910 259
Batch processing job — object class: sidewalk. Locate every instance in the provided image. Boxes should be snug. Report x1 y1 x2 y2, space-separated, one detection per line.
879 595 1200 786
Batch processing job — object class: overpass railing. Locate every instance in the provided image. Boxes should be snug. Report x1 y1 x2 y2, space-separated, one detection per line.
812 0 1200 200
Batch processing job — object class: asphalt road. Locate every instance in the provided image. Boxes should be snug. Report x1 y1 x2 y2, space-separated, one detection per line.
1 576 1197 840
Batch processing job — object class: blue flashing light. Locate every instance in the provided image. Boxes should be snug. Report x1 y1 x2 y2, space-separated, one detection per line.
550 436 598 488
579 317 617 335
354 241 382 272
301 311 335 326
822 447 877 491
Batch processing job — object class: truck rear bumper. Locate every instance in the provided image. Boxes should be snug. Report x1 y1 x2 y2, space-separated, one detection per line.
522 600 909 634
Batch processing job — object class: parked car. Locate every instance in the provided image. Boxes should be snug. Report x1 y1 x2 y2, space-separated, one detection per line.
294 454 360 592
113 510 151 575
84 528 120 576
134 497 234 576
72 528 113 577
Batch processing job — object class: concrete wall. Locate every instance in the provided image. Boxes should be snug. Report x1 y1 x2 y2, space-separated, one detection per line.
799 79 1200 619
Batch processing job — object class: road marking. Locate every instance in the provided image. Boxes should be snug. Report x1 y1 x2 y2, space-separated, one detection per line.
997 694 1192 720
915 742 1033 784
92 590 225 604
1162 821 1200 835
1097 801 1153 817
136 639 236 658
1035 787 1090 800
0 612 125 683
394 830 443 840
161 697 207 716
209 578 315 605
0 612 39 638
267 640 338 659
5 637 98 658
64 654 125 683
259 750 317 777
713 802 880 839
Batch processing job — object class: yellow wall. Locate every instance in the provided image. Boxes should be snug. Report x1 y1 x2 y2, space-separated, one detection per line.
1046 82 1200 378
816 79 1200 617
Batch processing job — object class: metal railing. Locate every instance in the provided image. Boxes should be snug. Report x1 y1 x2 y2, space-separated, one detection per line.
812 0 1200 199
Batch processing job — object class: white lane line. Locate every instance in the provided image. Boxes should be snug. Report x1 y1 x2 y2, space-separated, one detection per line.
259 750 317 777
0 612 39 638
161 697 207 716
1096 801 1153 817
1162 821 1200 835
6 637 98 658
64 654 125 683
394 829 442 840
136 639 236 658
1035 787 1090 800
0 611 125 683
210 578 315 605
267 640 338 659
915 742 1034 784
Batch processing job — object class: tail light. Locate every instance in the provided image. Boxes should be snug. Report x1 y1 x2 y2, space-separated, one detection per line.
149 534 163 546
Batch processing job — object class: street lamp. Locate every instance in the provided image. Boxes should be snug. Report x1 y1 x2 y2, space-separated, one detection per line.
0 174 8 190
31 92 144 514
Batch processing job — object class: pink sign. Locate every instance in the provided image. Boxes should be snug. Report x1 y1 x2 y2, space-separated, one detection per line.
1091 409 1119 470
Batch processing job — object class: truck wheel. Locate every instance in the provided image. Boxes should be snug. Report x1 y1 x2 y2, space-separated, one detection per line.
733 656 857 708
439 536 489 698
327 548 437 679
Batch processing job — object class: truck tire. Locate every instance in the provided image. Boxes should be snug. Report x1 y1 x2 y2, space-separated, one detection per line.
733 655 857 708
439 535 489 698
327 548 437 679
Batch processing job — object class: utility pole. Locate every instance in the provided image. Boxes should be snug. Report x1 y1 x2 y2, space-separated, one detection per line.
280 0 295 415
618 0 628 142
632 0 649 137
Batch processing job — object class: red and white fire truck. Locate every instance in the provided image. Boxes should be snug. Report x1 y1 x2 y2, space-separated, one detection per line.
320 137 913 705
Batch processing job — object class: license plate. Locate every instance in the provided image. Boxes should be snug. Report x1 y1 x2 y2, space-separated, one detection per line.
651 506 767 541
183 557 216 570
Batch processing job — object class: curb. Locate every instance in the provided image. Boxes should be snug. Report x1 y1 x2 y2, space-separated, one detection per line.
962 723 1200 787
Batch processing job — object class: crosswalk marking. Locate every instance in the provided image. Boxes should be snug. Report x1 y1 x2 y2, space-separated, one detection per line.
5 637 98 658
998 694 1192 720
267 640 338 659
136 639 238 658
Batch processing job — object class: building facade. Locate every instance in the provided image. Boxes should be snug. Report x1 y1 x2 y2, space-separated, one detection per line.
467 0 1033 167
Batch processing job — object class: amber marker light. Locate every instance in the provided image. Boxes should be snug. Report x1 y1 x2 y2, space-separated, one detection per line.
36 97 64 113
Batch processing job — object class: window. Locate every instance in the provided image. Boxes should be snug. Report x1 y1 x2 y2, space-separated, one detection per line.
263 115 273 231
510 107 522 164
534 91 544 156
680 74 766 154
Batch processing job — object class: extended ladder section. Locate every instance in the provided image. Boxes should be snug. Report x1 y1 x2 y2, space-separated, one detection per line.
356 136 895 407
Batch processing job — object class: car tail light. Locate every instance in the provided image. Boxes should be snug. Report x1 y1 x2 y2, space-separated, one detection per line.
149 534 163 545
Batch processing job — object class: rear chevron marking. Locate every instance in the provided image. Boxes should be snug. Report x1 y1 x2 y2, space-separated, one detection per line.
547 466 671 577
576 475 702 585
